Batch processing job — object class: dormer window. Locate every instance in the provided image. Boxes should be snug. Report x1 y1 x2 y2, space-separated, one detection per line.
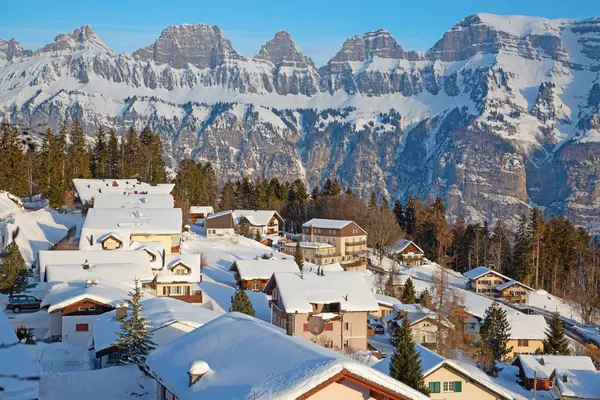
170 262 191 275
143 248 157 262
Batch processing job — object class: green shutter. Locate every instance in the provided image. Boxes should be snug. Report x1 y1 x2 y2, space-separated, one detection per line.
455 381 462 392
428 382 441 393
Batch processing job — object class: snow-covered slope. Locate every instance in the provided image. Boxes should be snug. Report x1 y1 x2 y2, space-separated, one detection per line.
1 14 600 228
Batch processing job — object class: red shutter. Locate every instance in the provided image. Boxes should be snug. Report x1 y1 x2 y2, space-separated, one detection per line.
303 323 309 332
325 323 334 331
75 323 89 332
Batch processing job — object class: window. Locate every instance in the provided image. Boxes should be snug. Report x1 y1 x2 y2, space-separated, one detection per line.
174 268 188 275
75 323 89 332
343 340 349 349
88 306 96 311
251 283 260 291
344 322 351 331
325 323 334 331
428 382 440 393
442 381 462 393
78 306 86 312
303 323 309 332
518 339 529 347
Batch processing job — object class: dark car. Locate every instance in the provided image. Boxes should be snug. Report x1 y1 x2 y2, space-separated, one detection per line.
5 295 42 313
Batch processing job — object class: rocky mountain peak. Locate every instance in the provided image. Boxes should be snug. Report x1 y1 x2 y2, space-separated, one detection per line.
255 30 314 68
133 24 245 69
0 38 32 61
37 25 110 54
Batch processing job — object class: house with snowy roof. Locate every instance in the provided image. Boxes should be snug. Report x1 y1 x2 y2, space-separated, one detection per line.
92 297 221 368
41 279 132 347
390 239 425 266
0 312 39 399
93 193 174 209
263 271 378 351
189 206 214 224
80 208 183 253
372 293 403 319
296 218 368 272
145 312 429 400
464 267 532 304
505 314 548 360
495 280 533 304
282 240 341 267
152 254 203 303
373 344 513 400
229 258 298 291
512 354 596 391
233 209 283 236
550 368 600 400
205 210 236 237
73 178 175 205
386 304 453 348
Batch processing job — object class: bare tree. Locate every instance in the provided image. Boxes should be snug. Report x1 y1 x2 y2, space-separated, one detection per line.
570 260 600 326
367 207 404 269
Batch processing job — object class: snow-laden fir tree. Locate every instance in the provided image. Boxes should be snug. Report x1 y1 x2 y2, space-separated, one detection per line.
115 279 156 365
478 301 512 376
294 241 304 272
389 315 429 395
402 277 417 304
230 289 255 317
0 242 28 296
543 311 570 355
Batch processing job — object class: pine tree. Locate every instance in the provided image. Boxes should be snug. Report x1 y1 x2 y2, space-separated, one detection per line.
230 289 255 317
402 277 416 304
0 125 27 196
254 231 262 242
107 129 120 178
384 274 395 297
368 190 378 211
91 126 109 178
67 117 92 180
294 241 304 272
478 301 512 376
115 280 156 365
393 200 405 230
389 316 429 395
543 311 570 355
0 242 28 296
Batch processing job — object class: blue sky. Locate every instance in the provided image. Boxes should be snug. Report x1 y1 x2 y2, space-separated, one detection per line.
0 0 597 65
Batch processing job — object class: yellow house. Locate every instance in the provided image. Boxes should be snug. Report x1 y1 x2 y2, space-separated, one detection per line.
505 314 547 360
373 345 513 400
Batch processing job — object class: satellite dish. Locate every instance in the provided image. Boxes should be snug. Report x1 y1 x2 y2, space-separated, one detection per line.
307 316 326 336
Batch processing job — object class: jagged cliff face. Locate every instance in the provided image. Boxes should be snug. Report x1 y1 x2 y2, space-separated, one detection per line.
1 14 600 229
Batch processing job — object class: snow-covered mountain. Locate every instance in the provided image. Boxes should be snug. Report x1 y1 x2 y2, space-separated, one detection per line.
1 14 600 229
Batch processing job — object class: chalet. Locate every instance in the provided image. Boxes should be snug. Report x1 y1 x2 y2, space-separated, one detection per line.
205 210 236 237
505 314 547 360
374 345 513 400
154 255 203 303
496 280 533 304
93 193 174 209
282 241 341 266
80 208 183 253
233 210 283 236
38 250 153 283
189 206 214 224
298 218 368 272
372 294 402 319
512 355 596 391
229 259 298 291
72 178 174 205
92 297 221 368
145 313 429 400
463 310 483 337
41 280 130 347
0 312 39 399
464 266 509 297
263 271 378 351
390 239 425 266
391 308 453 348
550 368 600 400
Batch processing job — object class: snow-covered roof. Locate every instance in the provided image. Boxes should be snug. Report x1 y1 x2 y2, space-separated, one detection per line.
82 208 182 235
302 218 355 230
0 312 39 399
145 313 429 400
230 259 298 280
373 345 512 400
93 193 174 209
513 355 596 380
495 280 533 292
283 241 334 249
390 239 424 254
189 206 214 215
233 210 282 226
393 303 429 314
375 294 402 308
38 250 152 282
73 179 174 204
45 261 154 286
155 255 202 283
552 368 600 399
0 190 22 218
93 297 221 354
508 314 548 340
41 280 132 313
266 271 378 313
463 266 512 282
205 210 233 220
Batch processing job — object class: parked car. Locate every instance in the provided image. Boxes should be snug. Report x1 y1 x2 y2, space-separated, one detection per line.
373 322 385 334
5 295 42 313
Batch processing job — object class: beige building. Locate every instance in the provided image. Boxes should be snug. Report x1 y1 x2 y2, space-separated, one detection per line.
233 210 282 236
152 255 203 303
371 294 402 320
264 271 378 351
505 314 547 360
496 280 533 304
282 241 341 266
549 368 600 400
374 345 512 400
300 218 368 272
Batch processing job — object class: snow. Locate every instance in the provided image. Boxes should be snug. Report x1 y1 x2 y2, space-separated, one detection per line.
0 190 22 218
553 368 600 399
514 354 596 380
507 314 548 340
38 250 152 283
374 294 402 308
41 280 133 313
475 13 566 37
72 178 175 204
189 206 214 215
267 271 378 313
93 296 221 354
230 258 299 280
0 312 39 400
302 218 354 230
463 266 511 281
44 261 154 287
93 193 174 209
232 209 281 227
82 208 182 234
390 238 423 254
0 208 83 267
205 210 233 220
155 254 202 283
496 280 533 292
145 312 429 400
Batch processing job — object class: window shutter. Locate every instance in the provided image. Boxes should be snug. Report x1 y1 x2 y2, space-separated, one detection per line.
325 323 333 331
303 323 309 332
428 382 440 393
455 381 462 392
435 382 441 393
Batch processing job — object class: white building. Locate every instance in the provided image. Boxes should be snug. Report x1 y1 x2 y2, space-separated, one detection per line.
73 178 174 205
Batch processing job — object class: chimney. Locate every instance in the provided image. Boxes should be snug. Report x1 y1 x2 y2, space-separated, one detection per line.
141 197 146 204
162 249 166 268
286 314 294 336
115 303 128 320
188 361 210 387
89 235 94 246
562 374 568 383
82 259 90 270
85 279 98 287
539 357 545 365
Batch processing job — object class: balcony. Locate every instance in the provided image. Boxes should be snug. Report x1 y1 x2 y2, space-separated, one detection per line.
340 259 367 269
165 290 203 304
345 240 366 247
345 249 366 256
